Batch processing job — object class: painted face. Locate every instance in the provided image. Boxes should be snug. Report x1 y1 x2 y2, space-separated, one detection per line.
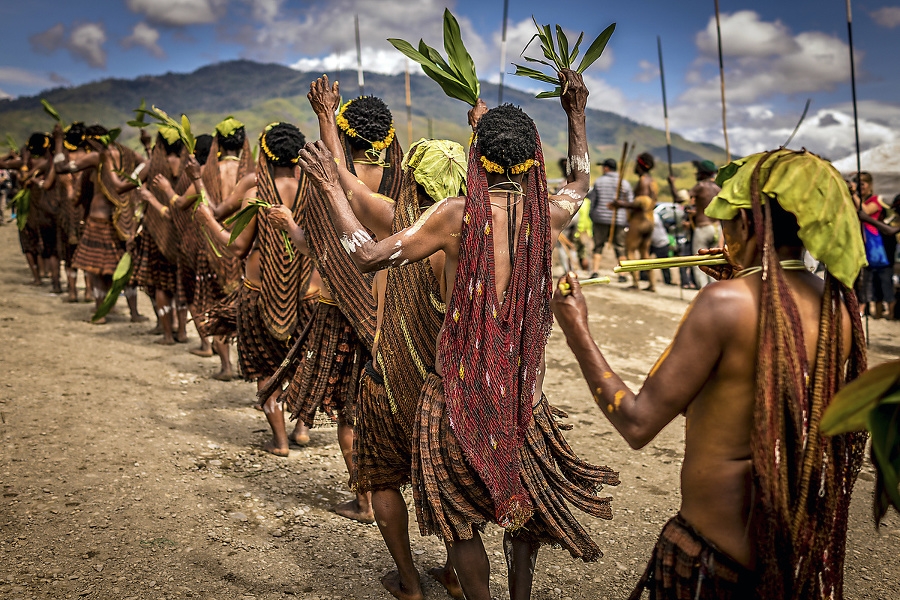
721 215 747 266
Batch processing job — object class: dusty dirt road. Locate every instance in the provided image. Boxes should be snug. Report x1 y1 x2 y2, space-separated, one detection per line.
1 221 898 600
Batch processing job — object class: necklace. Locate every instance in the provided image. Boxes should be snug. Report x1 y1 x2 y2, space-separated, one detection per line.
736 259 808 278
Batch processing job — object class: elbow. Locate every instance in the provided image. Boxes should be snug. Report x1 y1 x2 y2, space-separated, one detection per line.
619 419 657 450
353 250 380 273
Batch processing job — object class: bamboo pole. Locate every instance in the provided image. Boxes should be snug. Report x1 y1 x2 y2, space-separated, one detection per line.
355 14 365 96
558 276 612 295
614 254 726 273
714 0 730 162
498 0 510 104
608 141 629 247
405 61 413 147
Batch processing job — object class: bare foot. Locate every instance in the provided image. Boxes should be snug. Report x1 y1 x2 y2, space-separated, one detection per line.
51 284 63 294
211 370 236 381
290 423 310 446
130 314 150 323
175 334 188 344
628 284 640 290
144 325 163 335
262 439 289 457
30 279 42 286
332 499 374 524
427 566 463 600
65 295 78 303
380 570 424 600
154 337 176 346
643 286 656 293
89 317 107 325
190 347 215 357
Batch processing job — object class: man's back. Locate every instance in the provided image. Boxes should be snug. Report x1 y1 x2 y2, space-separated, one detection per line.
589 172 630 225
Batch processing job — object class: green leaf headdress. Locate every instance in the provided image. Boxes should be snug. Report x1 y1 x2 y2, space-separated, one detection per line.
388 9 480 106
402 138 467 203
215 116 244 138
512 19 615 98
131 104 196 153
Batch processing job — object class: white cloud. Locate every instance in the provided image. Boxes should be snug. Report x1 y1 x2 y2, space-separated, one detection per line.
0 67 55 87
498 18 614 78
634 60 659 83
29 22 107 69
695 11 798 58
126 0 226 27
290 47 409 77
871 7 900 28
122 22 166 58
0 88 12 100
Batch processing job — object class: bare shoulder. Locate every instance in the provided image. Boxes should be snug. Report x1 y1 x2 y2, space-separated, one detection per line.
687 279 758 339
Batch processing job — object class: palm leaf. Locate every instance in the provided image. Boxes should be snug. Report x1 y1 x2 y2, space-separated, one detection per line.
442 9 479 97
11 189 30 230
127 98 148 128
821 360 900 434
555 26 570 69
40 99 62 124
5 134 18 152
568 32 584 67
512 65 560 85
576 23 616 73
92 252 133 322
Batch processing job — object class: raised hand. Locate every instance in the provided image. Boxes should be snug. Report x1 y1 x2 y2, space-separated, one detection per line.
308 74 341 117
559 68 588 115
152 173 174 198
468 98 488 130
296 141 339 192
184 155 202 182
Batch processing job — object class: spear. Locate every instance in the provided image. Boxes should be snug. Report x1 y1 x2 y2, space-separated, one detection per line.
608 141 630 247
355 14 365 96
405 61 413 148
846 0 868 342
657 36 674 198
714 0 730 161
498 0 510 104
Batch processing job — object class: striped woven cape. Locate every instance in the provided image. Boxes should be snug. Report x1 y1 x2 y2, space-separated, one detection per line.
97 143 143 243
143 134 186 263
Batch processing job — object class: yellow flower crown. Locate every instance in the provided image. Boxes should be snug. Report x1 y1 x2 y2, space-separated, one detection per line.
260 125 298 165
336 97 395 152
480 155 534 175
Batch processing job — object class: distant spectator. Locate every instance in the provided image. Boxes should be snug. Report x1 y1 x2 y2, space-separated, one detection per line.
588 158 631 278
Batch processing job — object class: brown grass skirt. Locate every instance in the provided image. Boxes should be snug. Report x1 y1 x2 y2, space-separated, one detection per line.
132 232 177 293
412 372 620 561
197 284 239 340
627 513 755 600
18 226 41 256
71 218 123 276
284 301 368 427
355 362 414 493
236 284 291 382
176 262 195 309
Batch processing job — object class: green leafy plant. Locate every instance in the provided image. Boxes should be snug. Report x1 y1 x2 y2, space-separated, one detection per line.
10 188 30 231
821 360 900 525
126 98 148 128
131 104 196 153
95 128 121 149
512 19 615 98
388 9 479 106
222 199 294 259
5 134 18 153
40 99 63 124
92 252 133 322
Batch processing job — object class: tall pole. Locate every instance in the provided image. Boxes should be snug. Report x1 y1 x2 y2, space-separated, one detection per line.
498 0 510 104
405 61 413 147
714 0 730 162
657 36 674 193
355 14 365 96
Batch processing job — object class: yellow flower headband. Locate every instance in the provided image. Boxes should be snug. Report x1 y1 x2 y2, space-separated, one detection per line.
480 155 534 175
260 123 298 165
336 97 395 152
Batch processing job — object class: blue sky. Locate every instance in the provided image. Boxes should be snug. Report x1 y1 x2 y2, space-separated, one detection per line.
2 0 899 160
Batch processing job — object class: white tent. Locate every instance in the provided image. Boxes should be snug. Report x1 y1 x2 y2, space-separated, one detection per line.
832 141 900 200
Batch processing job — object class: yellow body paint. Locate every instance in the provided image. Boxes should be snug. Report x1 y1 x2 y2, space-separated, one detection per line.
602 371 613 379
648 300 697 378
613 390 625 409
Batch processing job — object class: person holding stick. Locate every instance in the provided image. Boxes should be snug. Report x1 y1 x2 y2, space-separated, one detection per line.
588 157 631 279
553 149 867 600
669 160 720 288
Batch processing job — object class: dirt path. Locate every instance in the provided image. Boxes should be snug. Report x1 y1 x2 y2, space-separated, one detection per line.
1 222 898 600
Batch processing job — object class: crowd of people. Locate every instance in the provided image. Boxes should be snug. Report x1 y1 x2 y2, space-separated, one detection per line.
0 67 884 600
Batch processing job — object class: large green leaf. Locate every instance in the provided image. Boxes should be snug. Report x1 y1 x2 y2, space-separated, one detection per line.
40 99 62 124
822 361 900 434
443 9 479 97
6 133 18 152
568 32 584 67
512 65 560 85
576 23 616 73
868 403 900 523
12 189 30 231
92 252 133 322
556 26 570 69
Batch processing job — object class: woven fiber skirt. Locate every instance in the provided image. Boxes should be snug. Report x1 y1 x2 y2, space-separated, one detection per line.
412 372 620 561
236 282 291 382
71 217 123 276
132 232 177 294
283 300 368 427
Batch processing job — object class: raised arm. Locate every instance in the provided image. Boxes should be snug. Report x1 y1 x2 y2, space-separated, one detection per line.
296 141 455 272
139 186 173 221
549 69 590 232
264 204 310 255
551 273 735 449
152 173 198 211
308 74 394 240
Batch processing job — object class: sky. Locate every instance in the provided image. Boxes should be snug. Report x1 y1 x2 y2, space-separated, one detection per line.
2 0 900 161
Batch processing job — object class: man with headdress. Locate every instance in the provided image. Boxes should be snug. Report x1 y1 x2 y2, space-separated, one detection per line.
269 90 403 524
553 149 868 599
297 69 619 600
131 130 188 344
669 159 720 288
52 124 148 323
611 151 658 291
53 122 93 301
193 122 316 457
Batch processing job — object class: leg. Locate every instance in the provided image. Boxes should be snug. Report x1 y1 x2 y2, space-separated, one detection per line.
640 235 655 291
189 306 214 356
258 378 289 457
89 273 111 324
65 266 78 302
445 532 491 600
83 273 94 302
504 532 539 600
289 418 309 445
47 256 62 293
332 416 374 523
211 336 236 381
25 252 41 285
125 286 148 321
175 305 189 343
154 289 176 344
428 555 463 600
372 488 424 600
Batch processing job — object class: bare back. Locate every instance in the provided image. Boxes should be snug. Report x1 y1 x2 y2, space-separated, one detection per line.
691 179 720 227
218 159 240 200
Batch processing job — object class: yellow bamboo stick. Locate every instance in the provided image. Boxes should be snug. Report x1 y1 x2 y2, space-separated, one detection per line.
558 276 611 295
614 254 726 273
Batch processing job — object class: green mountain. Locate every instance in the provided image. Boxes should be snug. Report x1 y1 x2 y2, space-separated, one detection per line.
0 59 723 188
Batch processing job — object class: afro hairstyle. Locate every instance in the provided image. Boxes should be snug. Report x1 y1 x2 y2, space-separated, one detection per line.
261 122 305 167
194 134 214 166
341 96 393 151
475 104 537 169
64 122 88 150
216 126 246 152
636 152 655 173
27 132 51 156
86 124 109 139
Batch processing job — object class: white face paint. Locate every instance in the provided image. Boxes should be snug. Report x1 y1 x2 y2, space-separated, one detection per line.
568 153 590 175
339 229 370 254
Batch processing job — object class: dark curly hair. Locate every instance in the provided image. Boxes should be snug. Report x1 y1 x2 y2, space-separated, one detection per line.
340 96 393 151
27 132 51 156
635 152 654 173
194 134 214 166
158 133 184 156
475 104 537 169
86 124 109 138
260 122 305 167
216 126 245 152
64 122 88 150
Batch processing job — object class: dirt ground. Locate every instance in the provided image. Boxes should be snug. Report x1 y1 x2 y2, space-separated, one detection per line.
1 221 898 600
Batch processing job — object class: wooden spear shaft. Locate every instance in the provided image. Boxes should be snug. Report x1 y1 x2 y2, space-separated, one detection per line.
714 0 730 161
608 141 629 247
